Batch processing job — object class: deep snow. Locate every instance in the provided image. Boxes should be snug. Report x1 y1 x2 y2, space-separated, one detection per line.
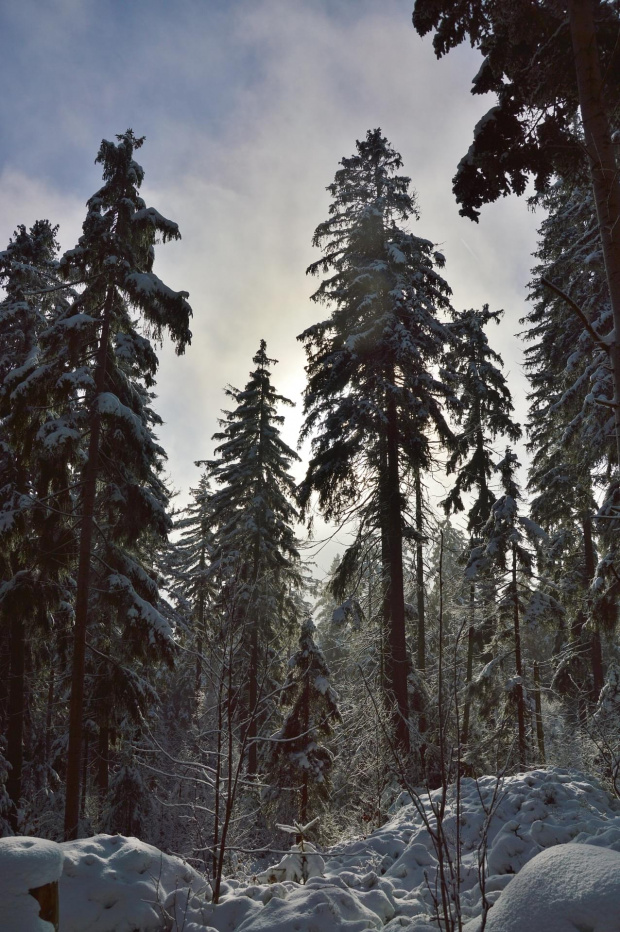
3 768 620 931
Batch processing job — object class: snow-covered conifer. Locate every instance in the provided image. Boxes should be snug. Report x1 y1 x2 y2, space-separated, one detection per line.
6 131 193 838
0 220 74 829
299 128 458 753
207 341 302 776
267 618 340 826
467 449 548 770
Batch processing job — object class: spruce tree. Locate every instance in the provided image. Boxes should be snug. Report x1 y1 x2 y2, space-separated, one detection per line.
299 128 457 753
412 0 620 463
267 617 340 825
166 472 216 703
0 220 73 828
524 174 610 697
206 340 302 776
7 131 193 839
467 450 546 770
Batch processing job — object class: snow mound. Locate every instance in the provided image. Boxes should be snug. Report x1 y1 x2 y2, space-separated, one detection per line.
475 844 620 932
0 836 64 932
257 842 325 884
60 834 211 932
206 769 620 931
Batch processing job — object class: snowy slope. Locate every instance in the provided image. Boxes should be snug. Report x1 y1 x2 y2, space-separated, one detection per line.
3 769 620 931
206 768 620 932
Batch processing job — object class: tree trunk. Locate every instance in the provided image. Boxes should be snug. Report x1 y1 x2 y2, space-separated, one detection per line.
414 467 425 672
383 391 410 752
568 0 620 466
195 544 206 703
512 544 527 770
6 611 25 830
44 664 55 789
64 287 113 841
461 587 476 748
380 443 392 704
80 733 89 821
97 716 109 820
582 511 604 697
300 675 310 824
247 622 259 777
533 661 546 764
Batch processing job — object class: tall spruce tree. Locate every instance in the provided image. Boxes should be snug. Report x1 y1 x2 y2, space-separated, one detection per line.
523 174 611 698
0 220 74 828
299 128 458 753
206 340 302 777
6 131 193 838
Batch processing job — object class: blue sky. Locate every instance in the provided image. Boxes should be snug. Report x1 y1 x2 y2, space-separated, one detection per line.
0 0 541 570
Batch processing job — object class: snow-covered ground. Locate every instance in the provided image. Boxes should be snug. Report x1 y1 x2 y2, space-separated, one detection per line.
3 768 620 931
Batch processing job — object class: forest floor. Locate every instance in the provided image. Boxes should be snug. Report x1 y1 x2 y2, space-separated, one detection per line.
3 767 620 931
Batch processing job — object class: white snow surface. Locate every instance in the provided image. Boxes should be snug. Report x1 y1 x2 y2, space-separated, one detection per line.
206 768 620 932
5 770 620 931
0 834 211 932
471 844 620 932
60 835 211 932
0 836 64 932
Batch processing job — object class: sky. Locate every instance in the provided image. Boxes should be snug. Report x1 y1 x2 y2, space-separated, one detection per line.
0 0 542 573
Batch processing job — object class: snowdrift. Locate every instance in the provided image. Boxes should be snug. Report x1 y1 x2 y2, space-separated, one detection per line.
207 768 620 932
3 768 620 931
0 834 211 932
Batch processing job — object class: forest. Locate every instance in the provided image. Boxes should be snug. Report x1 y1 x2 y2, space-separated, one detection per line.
3 2 620 931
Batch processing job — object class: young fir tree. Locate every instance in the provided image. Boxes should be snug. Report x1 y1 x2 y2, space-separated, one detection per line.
6 131 193 838
299 128 458 754
206 341 302 777
467 449 547 771
166 472 216 705
267 617 341 826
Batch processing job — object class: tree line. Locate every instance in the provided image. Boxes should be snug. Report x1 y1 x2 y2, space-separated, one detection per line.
1 0 620 884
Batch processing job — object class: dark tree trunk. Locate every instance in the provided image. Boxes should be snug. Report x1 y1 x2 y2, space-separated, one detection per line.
247 622 259 777
6 612 25 830
568 0 620 466
44 664 55 788
195 544 206 702
533 661 546 764
97 716 109 819
461 586 476 748
382 392 410 752
80 734 89 821
64 287 113 841
582 512 604 697
300 675 310 825
512 544 527 770
414 467 425 672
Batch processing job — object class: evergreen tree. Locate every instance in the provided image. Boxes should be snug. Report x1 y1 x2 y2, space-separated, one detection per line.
443 305 522 536
467 449 547 770
441 305 522 748
299 128 458 754
166 472 216 704
0 220 73 829
267 618 341 825
6 131 193 838
206 340 302 776
412 0 620 463
524 174 610 697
